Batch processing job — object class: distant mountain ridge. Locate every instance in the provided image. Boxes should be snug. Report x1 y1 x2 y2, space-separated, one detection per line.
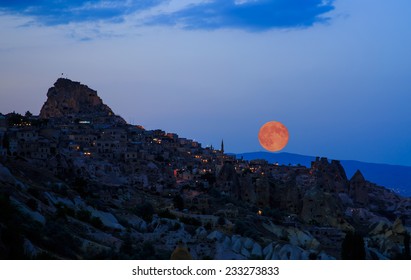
236 152 411 197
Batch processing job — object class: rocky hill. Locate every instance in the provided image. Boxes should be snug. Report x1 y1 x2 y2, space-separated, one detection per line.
39 78 125 124
237 151 411 197
0 79 410 260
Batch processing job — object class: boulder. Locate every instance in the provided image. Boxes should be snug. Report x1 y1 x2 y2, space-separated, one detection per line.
231 235 241 246
251 242 263 257
263 243 274 259
369 220 391 236
232 238 242 253
392 218 406 234
207 230 224 242
0 163 16 184
270 243 283 260
263 221 286 238
278 244 304 260
287 228 320 250
317 252 336 260
23 239 38 258
86 206 124 230
44 192 74 208
10 197 46 225
222 236 232 249
195 226 208 239
241 246 250 258
243 237 254 250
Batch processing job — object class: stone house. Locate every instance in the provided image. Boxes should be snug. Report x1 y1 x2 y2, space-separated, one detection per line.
0 146 6 158
94 138 126 159
102 128 127 142
16 129 38 142
124 151 139 162
185 193 210 213
31 139 53 160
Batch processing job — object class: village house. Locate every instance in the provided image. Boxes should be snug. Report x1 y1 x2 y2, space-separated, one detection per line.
16 128 38 142
68 133 96 146
124 150 139 162
8 137 18 156
102 128 127 142
31 138 54 160
38 127 61 140
93 138 127 159
184 193 211 214
0 146 6 158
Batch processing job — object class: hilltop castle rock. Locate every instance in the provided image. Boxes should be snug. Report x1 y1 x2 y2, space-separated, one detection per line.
39 78 125 124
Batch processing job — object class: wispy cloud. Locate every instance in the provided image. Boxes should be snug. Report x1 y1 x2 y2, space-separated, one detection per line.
0 0 335 32
0 0 167 25
147 0 335 31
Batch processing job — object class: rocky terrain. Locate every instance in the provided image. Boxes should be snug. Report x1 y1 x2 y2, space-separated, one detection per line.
0 79 410 260
238 151 411 197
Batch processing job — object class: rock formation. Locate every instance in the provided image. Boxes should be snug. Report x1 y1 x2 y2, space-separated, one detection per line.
349 170 369 206
310 157 349 193
216 162 241 200
39 78 125 124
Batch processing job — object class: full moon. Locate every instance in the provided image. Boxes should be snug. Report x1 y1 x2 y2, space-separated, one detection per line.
258 121 289 152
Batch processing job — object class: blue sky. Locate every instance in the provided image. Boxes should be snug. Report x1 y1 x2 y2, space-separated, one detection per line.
1 0 411 166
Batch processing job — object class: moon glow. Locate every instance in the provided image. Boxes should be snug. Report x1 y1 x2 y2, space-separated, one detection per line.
258 121 289 152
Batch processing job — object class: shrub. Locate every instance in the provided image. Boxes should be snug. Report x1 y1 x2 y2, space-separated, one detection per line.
173 195 184 211
234 220 247 235
76 209 92 222
26 199 38 211
27 188 40 199
171 223 181 231
217 216 226 226
341 232 365 260
90 217 104 229
140 242 155 259
158 209 176 219
204 222 212 231
180 216 201 227
134 202 155 222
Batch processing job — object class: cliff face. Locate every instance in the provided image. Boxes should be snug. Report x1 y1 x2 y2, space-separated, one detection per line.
39 78 125 123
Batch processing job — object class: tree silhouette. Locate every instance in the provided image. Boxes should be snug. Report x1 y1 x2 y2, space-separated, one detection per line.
403 232 410 259
173 194 184 211
217 216 226 226
341 232 366 260
134 202 154 222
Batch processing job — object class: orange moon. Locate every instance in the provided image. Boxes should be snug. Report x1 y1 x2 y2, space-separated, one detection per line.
258 121 289 152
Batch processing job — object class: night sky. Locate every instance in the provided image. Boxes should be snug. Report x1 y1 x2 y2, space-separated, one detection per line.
1 0 411 166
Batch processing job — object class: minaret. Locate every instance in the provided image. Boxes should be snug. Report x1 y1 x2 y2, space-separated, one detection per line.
221 139 224 154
